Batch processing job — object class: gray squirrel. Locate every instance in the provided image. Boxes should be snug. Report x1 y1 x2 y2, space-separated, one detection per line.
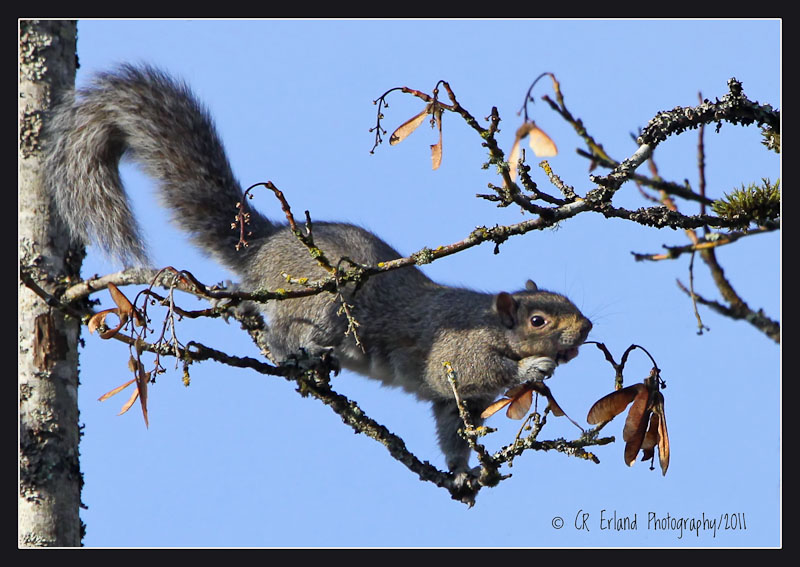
43 64 592 473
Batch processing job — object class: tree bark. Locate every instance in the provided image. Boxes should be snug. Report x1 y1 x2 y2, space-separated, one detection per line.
18 19 83 547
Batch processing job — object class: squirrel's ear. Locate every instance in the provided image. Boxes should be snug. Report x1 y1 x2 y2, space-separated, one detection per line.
495 292 518 328
525 280 538 292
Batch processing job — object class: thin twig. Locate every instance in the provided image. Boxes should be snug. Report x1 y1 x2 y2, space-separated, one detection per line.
687 251 710 335
631 224 778 261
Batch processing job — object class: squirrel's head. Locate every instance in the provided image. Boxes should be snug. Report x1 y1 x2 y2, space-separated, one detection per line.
494 280 592 363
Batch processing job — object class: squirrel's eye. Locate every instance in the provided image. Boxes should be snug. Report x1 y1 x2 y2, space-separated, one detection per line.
530 315 547 328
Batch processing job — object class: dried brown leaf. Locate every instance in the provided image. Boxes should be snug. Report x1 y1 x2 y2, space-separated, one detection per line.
586 383 644 424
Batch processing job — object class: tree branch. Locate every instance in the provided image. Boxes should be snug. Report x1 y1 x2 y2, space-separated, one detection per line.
637 78 779 148
23 73 778 511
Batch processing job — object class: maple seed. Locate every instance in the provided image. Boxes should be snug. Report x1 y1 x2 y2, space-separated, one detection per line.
586 370 670 475
508 121 558 181
481 381 565 420
622 386 649 443
653 393 670 475
98 354 151 428
505 387 534 420
87 282 142 339
389 105 431 145
640 413 661 461
623 386 650 466
586 383 644 425
528 124 557 157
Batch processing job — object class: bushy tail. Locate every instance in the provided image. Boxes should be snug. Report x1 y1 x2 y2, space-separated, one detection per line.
43 64 276 270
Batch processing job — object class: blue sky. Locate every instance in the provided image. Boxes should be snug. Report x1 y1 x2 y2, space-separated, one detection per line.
67 19 780 547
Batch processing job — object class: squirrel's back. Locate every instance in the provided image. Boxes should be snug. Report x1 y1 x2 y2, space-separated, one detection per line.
43 64 275 269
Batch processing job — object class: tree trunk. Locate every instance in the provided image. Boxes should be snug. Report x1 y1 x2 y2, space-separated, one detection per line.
18 20 83 547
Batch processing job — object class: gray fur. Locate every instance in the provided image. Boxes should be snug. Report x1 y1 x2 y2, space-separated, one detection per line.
44 65 592 472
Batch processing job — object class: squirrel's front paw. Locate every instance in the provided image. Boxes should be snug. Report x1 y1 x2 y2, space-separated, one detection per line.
209 280 243 321
518 356 556 382
281 347 341 376
451 467 481 506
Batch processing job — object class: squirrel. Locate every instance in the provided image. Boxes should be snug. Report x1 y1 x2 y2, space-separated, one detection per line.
43 64 592 473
